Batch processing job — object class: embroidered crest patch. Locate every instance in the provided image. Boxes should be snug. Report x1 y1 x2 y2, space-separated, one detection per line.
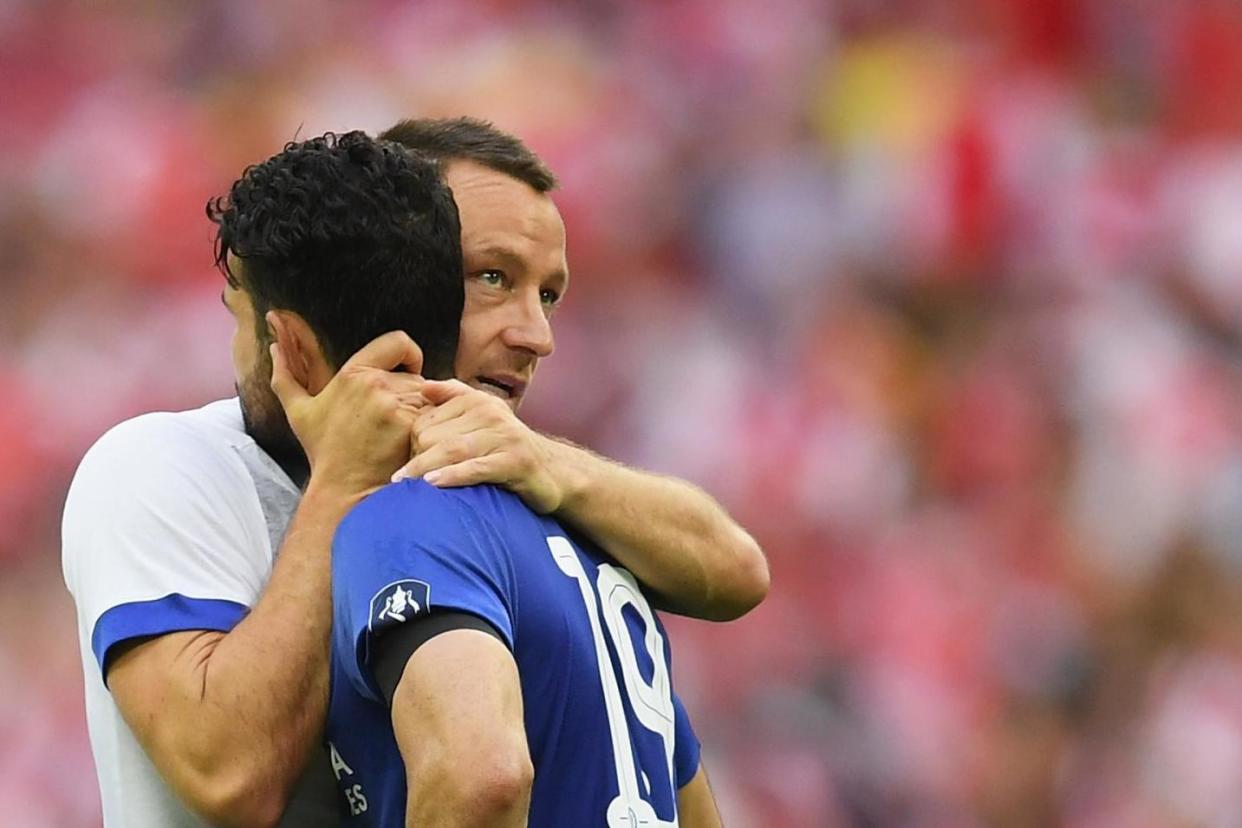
368 579 431 634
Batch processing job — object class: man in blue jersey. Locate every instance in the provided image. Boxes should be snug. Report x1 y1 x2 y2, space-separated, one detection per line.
251 124 726 822
325 475 721 826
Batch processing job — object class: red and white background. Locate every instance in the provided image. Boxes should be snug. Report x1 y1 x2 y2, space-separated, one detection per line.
4 1 1242 825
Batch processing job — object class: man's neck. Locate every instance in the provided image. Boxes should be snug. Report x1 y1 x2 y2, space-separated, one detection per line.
251 431 311 490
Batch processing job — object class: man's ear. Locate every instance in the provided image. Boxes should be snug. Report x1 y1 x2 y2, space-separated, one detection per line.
266 310 333 395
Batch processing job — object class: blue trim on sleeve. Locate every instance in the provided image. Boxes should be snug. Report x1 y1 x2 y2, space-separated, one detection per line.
673 692 702 788
91 594 249 683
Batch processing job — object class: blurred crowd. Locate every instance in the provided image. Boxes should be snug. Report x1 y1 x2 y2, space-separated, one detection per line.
4 0 1242 825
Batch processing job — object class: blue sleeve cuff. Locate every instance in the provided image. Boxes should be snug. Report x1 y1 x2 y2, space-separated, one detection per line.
673 692 702 788
91 594 249 683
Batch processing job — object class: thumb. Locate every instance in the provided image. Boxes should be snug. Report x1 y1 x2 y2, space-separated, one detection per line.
342 330 424 374
420 379 476 405
268 339 310 411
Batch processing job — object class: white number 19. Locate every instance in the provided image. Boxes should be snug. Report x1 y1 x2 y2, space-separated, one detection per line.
547 536 678 828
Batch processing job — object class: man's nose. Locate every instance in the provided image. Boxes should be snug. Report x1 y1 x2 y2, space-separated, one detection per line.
500 292 555 358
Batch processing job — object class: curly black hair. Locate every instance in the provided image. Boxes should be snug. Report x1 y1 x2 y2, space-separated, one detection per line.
207 130 463 377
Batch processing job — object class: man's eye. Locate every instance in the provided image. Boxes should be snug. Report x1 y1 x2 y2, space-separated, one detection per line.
477 270 505 287
540 288 561 306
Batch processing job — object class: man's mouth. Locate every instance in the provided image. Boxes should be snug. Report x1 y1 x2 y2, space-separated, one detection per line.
474 375 525 404
476 377 512 399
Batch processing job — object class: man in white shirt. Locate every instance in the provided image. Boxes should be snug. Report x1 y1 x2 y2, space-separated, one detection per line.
64 122 766 827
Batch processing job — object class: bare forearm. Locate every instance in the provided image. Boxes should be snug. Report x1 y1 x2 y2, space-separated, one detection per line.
108 328 432 826
145 483 360 823
197 484 351 745
398 382 767 619
545 437 769 621
678 766 724 827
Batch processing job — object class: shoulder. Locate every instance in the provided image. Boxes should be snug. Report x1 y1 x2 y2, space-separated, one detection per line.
335 482 531 582
72 400 250 486
62 401 269 614
341 480 514 537
85 398 248 458
342 481 548 554
63 400 259 543
331 483 525 675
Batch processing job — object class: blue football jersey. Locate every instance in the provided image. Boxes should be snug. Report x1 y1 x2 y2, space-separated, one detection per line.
326 479 702 827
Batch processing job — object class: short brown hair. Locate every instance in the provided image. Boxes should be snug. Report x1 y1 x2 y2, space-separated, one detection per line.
379 117 557 194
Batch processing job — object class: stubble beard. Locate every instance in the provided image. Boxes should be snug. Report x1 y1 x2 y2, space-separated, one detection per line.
237 352 309 485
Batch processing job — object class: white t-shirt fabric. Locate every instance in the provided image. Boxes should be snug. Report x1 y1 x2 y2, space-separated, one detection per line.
62 398 338 827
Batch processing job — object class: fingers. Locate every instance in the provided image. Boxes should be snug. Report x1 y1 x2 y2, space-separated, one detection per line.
392 454 429 483
342 330 425 374
393 426 503 482
420 379 476 405
413 385 511 435
395 386 431 412
410 405 497 455
268 325 310 411
393 381 528 483
397 457 501 489
411 394 476 436
392 441 457 483
422 457 499 488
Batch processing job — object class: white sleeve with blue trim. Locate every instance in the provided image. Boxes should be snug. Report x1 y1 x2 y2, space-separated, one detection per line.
332 480 517 702
62 412 270 682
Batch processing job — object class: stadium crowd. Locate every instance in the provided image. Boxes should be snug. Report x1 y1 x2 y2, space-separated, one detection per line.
3 0 1242 825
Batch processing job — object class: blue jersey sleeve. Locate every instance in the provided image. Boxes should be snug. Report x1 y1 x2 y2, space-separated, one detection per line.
672 691 702 788
331 480 517 702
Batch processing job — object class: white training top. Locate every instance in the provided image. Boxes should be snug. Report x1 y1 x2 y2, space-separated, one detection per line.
62 398 338 827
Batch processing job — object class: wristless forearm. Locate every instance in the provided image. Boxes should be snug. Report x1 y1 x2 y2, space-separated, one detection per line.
180 483 359 787
546 440 711 594
545 436 766 620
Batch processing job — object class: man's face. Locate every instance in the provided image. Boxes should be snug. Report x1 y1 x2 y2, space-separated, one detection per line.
222 276 304 471
445 160 568 412
222 160 565 456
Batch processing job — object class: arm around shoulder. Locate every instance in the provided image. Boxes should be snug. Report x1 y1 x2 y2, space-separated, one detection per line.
397 382 768 620
542 436 770 621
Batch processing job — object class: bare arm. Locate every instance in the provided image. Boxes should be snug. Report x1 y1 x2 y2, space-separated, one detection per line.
678 765 725 827
538 435 767 619
108 330 427 827
392 629 532 828
108 482 358 826
398 380 770 620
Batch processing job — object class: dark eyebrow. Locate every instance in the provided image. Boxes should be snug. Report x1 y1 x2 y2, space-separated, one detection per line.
474 245 526 272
